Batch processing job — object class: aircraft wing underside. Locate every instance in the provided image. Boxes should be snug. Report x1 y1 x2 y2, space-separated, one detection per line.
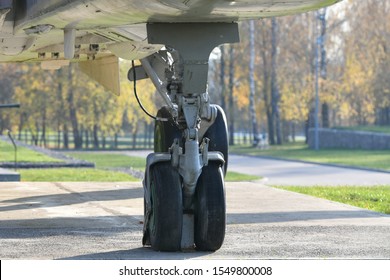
0 0 340 94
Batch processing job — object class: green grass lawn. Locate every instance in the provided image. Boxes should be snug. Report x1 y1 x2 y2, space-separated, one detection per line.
230 142 390 171
0 140 62 163
69 152 260 182
19 168 138 182
1 140 139 181
225 171 261 182
69 152 146 170
276 186 390 215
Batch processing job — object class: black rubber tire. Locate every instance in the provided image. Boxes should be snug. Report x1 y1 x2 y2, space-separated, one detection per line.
203 105 229 176
142 196 150 246
154 106 181 153
149 162 183 251
194 162 226 251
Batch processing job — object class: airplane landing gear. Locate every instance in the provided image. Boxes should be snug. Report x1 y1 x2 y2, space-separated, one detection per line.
143 105 227 251
136 23 239 251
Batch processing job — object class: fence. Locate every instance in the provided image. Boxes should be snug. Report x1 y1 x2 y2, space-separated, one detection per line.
308 128 390 150
12 130 258 150
14 131 153 150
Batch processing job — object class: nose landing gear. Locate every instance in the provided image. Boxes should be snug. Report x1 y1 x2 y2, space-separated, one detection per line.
136 23 239 251
143 105 228 251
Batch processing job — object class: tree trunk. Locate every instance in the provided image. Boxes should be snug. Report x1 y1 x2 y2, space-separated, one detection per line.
31 124 38 146
260 21 274 145
144 121 148 148
102 133 106 149
67 64 82 149
93 124 99 149
219 45 226 111
56 69 67 149
40 108 47 148
0 116 3 135
291 122 296 142
57 128 61 149
85 130 89 149
149 123 153 148
319 8 329 128
271 18 282 145
114 132 118 149
321 103 330 128
305 108 315 144
282 121 289 143
249 20 260 146
228 46 235 146
18 113 25 140
63 124 69 149
0 112 11 135
132 127 138 149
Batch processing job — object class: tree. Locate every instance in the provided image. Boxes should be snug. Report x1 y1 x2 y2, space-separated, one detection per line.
228 46 236 145
271 18 282 145
219 45 227 111
319 8 330 128
66 64 83 149
0 64 19 134
248 20 260 146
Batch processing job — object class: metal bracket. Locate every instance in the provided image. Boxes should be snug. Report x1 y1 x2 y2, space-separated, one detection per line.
128 65 148 81
147 23 239 94
140 57 178 117
199 104 218 141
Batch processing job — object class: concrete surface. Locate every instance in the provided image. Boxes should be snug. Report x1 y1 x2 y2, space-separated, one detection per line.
1 181 389 259
228 155 390 186
119 150 390 186
0 168 20 182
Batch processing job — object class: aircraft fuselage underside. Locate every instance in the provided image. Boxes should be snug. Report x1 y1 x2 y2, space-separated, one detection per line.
1 0 339 62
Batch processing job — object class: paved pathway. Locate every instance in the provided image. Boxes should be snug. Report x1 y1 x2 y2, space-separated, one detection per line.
121 150 390 186
1 181 389 259
229 155 390 186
